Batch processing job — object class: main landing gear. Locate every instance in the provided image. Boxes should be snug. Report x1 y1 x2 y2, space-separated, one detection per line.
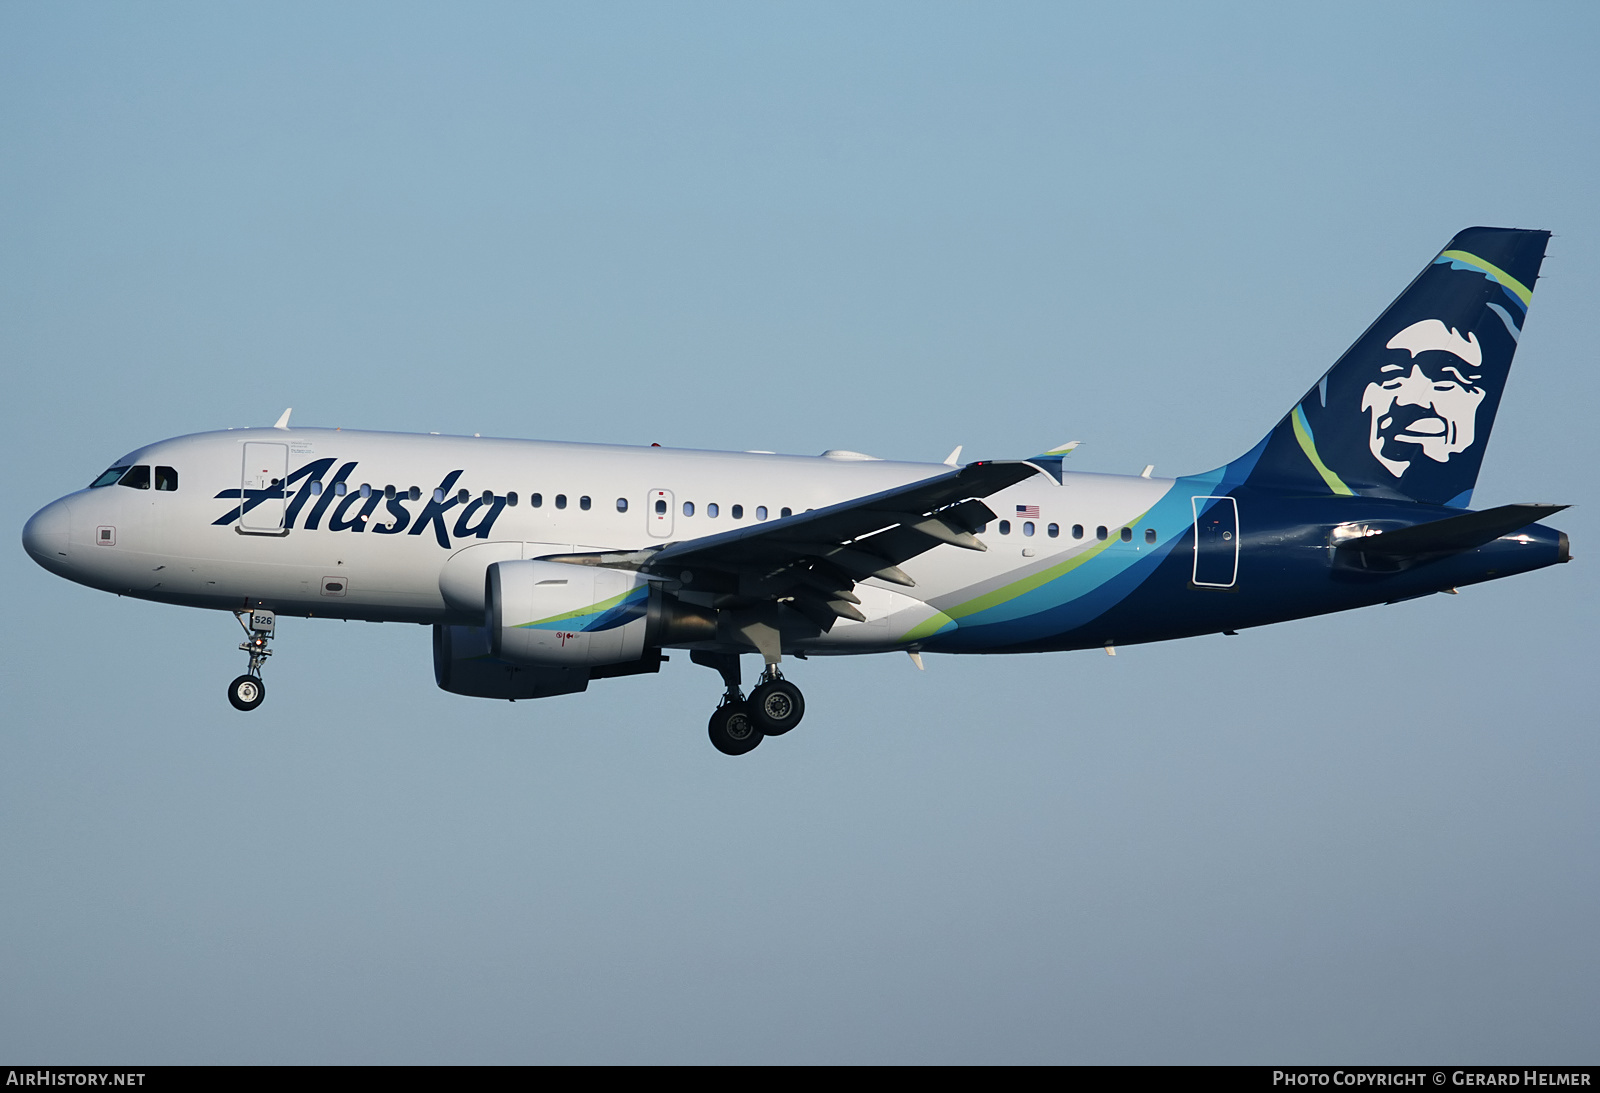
693 652 806 756
228 608 276 712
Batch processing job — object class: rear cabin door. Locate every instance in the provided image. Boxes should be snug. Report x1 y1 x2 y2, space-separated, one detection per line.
1191 495 1239 588
241 442 289 532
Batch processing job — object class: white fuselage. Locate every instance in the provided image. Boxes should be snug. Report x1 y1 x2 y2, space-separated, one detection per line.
27 427 1176 653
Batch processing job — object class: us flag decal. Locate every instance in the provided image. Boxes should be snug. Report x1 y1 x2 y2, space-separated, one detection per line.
1016 505 1040 519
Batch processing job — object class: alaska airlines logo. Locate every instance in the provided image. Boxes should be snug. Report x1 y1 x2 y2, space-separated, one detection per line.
1361 318 1487 478
212 459 504 548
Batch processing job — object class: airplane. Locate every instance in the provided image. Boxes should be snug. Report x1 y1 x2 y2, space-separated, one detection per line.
21 227 1571 755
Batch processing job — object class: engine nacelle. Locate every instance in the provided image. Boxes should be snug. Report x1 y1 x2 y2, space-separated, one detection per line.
487 559 718 667
489 559 650 667
432 623 590 700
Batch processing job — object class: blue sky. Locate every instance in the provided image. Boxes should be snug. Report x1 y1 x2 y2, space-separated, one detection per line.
3 2 1596 1063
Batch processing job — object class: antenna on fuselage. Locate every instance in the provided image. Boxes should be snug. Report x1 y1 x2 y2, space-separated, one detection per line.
273 408 293 430
943 446 963 467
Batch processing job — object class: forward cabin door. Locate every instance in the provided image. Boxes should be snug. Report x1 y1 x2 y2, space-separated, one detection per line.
1191 495 1239 588
241 442 289 533
647 489 674 538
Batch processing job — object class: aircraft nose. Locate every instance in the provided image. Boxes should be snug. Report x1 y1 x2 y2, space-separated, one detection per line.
22 498 74 575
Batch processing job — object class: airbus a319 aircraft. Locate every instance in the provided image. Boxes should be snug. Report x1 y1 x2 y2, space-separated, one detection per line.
23 228 1571 754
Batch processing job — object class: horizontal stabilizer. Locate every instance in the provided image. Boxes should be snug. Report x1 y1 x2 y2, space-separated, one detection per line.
1345 503 1567 557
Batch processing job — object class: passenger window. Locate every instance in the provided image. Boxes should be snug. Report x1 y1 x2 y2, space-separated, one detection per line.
433 488 445 503
410 486 421 501
580 496 591 511
998 520 1011 535
1023 521 1035 536
1120 527 1132 542
90 466 130 488
336 482 348 497
1072 524 1083 539
555 494 567 510
311 481 323 496
155 466 178 491
616 497 628 513
731 504 743 519
507 492 518 507
1047 523 1059 538
976 523 988 533
655 499 666 515
780 507 792 518
118 465 151 490
1145 528 1156 544
456 488 470 504
531 493 543 508
360 484 372 499
707 503 719 518
683 501 695 517
1096 526 1108 541
757 506 768 521
385 485 396 500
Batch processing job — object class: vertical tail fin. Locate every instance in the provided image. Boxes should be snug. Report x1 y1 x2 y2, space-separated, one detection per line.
1228 227 1550 507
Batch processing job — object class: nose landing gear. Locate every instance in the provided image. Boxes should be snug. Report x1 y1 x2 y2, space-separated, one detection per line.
228 608 276 712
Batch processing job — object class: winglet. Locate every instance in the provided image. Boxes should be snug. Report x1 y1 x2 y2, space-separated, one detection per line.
273 408 293 430
1028 440 1082 483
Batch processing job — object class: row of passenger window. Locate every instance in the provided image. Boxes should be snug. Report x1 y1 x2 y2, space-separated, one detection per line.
671 501 793 520
301 482 799 521
91 465 179 491
981 520 1158 544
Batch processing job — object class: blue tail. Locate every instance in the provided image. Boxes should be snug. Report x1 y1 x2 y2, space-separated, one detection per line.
1227 227 1550 508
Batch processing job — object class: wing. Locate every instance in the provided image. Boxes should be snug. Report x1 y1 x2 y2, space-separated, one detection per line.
541 460 1042 635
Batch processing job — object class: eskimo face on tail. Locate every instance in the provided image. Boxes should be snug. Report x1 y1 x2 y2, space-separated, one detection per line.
1240 229 1546 508
1360 319 1487 478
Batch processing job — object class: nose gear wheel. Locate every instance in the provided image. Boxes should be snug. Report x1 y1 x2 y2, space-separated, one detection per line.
228 674 266 711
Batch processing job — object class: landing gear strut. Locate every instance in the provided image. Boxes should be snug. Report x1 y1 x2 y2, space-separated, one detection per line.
228 607 275 712
692 651 806 754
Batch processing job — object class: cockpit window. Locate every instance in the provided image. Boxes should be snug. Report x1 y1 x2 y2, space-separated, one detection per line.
90 466 130 488
118 465 151 490
155 466 178 491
